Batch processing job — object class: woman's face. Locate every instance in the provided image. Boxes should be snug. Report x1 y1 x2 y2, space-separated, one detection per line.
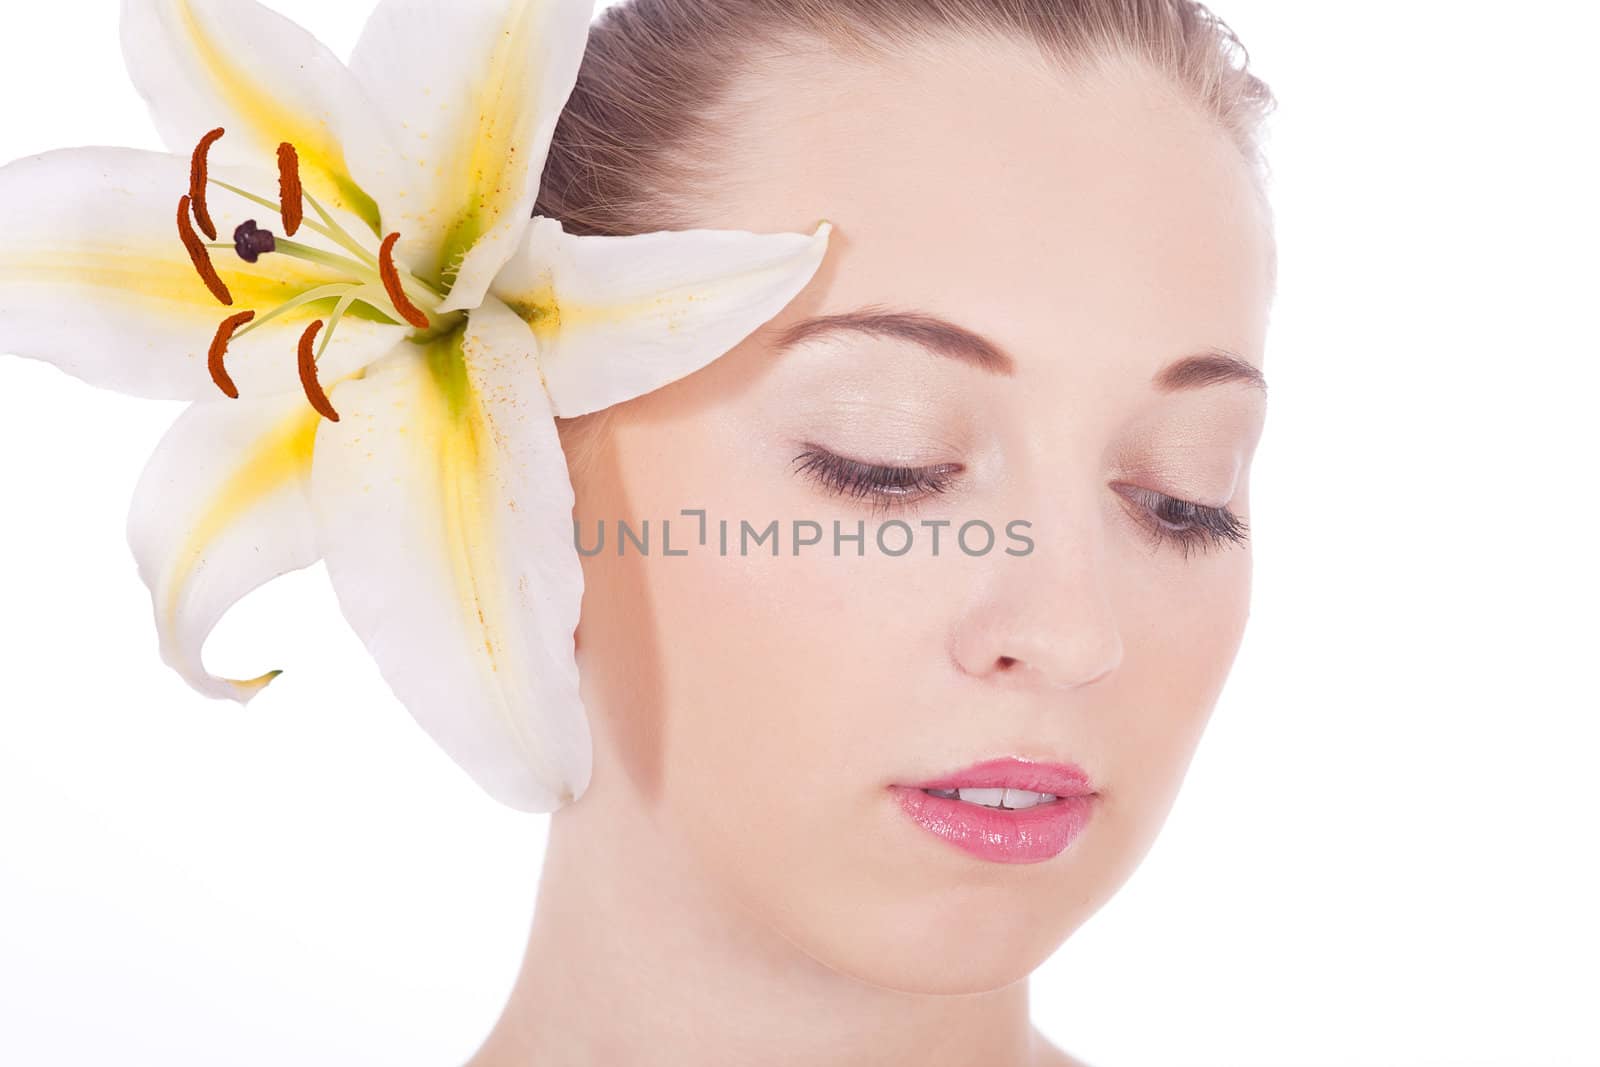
563 41 1273 993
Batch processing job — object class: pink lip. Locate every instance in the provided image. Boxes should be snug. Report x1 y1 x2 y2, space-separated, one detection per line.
902 756 1095 797
890 757 1098 865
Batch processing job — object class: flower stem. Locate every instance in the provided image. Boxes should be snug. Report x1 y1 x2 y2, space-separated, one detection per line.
231 283 366 339
303 190 381 271
271 238 376 278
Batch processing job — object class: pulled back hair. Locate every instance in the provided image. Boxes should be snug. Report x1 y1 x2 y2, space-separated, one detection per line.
539 0 1277 471
534 0 1275 236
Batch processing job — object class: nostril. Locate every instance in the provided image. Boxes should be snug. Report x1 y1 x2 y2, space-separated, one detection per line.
997 655 1018 669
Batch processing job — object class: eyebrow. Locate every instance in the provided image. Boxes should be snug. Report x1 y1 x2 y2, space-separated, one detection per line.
772 306 1267 395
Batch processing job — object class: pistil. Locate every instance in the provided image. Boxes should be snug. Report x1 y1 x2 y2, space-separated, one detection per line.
233 219 276 263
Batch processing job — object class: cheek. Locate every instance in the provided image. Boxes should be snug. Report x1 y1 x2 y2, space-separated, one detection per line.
578 418 914 873
1099 547 1252 847
1146 551 1251 740
645 531 913 853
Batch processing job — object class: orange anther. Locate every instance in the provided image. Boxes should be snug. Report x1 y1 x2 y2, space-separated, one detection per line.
297 320 340 422
189 127 225 241
277 143 303 237
378 232 431 330
207 310 255 399
177 194 233 306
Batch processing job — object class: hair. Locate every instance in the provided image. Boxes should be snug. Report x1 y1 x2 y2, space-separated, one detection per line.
537 0 1277 476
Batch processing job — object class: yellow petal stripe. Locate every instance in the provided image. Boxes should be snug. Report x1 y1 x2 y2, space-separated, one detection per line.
3 247 363 323
432 3 542 287
174 0 382 231
418 329 514 672
159 404 321 694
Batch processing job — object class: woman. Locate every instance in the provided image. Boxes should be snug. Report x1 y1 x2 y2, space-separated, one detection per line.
0 0 1274 1062
497 1 1275 1064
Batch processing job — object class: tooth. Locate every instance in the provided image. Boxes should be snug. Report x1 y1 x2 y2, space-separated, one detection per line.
924 787 960 799
1001 788 1045 809
956 787 1005 807
1040 793 1057 802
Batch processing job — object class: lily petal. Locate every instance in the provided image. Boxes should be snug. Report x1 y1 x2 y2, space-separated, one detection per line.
0 148 407 401
310 298 590 811
348 0 593 310
491 216 834 417
127 388 325 703
120 0 395 232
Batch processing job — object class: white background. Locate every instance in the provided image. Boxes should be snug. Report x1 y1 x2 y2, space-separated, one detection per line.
2 2 1596 1065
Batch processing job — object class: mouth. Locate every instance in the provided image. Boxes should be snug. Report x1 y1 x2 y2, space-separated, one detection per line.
888 760 1100 864
897 756 1097 805
915 786 1065 810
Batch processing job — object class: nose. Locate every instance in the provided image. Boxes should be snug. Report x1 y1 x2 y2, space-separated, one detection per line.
949 530 1124 693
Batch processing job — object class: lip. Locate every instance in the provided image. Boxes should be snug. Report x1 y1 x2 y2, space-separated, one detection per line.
900 756 1096 798
890 757 1098 865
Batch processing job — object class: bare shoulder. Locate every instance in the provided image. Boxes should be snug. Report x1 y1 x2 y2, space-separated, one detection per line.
1031 1031 1096 1067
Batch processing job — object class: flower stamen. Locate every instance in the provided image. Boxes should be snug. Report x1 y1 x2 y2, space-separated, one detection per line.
304 190 379 269
189 127 225 241
230 283 356 339
207 310 256 399
277 142 304 237
317 291 362 361
172 142 459 416
379 233 431 329
177 194 233 306
180 155 450 387
297 320 340 421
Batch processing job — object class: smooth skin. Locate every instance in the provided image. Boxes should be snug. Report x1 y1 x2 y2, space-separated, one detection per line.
468 33 1273 1067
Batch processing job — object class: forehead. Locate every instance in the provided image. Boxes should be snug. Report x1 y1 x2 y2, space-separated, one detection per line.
697 36 1275 385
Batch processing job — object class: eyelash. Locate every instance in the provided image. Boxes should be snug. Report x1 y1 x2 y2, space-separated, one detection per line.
791 447 962 518
1115 485 1251 559
791 447 1250 556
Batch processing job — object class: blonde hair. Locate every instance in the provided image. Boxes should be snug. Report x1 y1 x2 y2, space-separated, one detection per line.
541 0 1277 475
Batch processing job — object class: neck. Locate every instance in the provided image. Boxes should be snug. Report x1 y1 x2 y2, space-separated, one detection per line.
465 766 1039 1067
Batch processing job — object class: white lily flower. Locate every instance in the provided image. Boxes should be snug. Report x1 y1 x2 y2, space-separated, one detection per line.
0 0 832 812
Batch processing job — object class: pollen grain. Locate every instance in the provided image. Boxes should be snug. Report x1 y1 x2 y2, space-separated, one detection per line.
177 194 233 306
207 310 256 399
277 142 304 237
188 127 225 241
379 232 431 330
297 320 340 422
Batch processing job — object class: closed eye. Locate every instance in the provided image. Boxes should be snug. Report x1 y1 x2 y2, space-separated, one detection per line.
791 446 963 517
1114 483 1250 559
791 447 1250 558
